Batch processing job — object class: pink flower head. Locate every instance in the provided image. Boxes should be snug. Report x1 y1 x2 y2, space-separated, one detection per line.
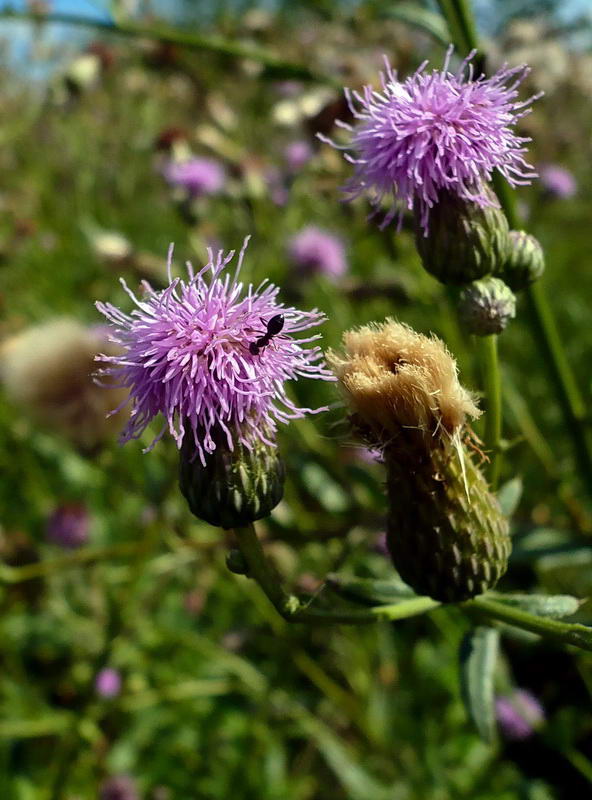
539 163 576 198
46 504 89 549
95 667 122 699
96 239 332 465
319 47 540 234
288 226 347 280
163 157 226 197
495 689 544 740
284 140 313 172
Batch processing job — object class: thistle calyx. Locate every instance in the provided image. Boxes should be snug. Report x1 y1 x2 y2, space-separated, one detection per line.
179 425 285 529
414 188 510 286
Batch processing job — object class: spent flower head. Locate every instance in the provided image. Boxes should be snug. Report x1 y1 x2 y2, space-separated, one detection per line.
96 238 332 465
319 46 540 234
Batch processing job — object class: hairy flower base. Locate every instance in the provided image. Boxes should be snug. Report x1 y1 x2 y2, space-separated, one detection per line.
386 443 510 602
320 47 539 233
96 239 333 464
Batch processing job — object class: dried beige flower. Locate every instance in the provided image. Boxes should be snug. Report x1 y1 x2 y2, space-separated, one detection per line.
328 318 480 453
0 319 128 452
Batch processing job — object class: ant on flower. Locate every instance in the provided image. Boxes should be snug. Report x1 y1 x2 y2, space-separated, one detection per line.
249 314 285 356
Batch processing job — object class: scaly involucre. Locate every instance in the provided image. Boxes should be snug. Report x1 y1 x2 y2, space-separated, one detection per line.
319 47 540 233
96 238 332 464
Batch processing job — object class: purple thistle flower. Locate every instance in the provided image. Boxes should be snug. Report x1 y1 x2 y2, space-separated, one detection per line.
288 226 347 280
99 775 139 800
319 47 540 234
495 689 545 740
163 157 226 197
539 163 577 198
96 238 332 465
95 667 122 699
46 504 89 549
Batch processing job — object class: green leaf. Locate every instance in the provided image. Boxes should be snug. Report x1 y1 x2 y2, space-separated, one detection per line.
326 574 416 605
487 592 583 619
300 463 349 513
460 626 499 743
497 476 523 518
382 3 452 46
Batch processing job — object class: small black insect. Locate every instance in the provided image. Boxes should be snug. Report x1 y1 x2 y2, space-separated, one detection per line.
249 314 285 356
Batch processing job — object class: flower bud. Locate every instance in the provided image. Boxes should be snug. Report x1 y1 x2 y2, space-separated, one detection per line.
414 188 510 285
179 426 285 529
497 230 545 291
458 277 516 336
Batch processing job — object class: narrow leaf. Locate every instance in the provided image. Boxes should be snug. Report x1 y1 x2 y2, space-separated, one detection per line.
326 574 416 605
487 592 583 619
383 3 452 46
460 626 500 743
497 477 523 518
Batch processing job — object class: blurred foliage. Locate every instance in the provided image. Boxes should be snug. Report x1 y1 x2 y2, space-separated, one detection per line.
1 2 592 798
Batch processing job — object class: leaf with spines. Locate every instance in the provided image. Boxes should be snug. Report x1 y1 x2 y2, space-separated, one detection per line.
460 626 500 743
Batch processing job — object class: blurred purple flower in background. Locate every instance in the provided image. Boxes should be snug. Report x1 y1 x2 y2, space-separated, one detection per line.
284 140 313 172
539 164 577 198
95 667 122 699
163 157 226 197
46 504 89 549
99 775 139 800
96 239 332 465
320 47 540 233
495 689 545 740
288 226 347 280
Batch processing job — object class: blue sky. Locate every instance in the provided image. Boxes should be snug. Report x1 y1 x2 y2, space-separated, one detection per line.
0 0 590 78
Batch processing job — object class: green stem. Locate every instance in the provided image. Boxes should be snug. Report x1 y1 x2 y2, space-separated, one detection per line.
0 10 337 85
478 334 502 489
438 0 592 498
466 597 592 652
232 524 439 624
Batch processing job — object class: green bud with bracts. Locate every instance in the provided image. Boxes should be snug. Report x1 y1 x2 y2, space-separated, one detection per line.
459 277 516 336
179 424 285 529
328 319 511 602
414 187 510 286
385 443 511 602
496 230 545 291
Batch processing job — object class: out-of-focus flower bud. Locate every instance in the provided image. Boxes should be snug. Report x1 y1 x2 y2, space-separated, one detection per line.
459 277 516 335
95 667 122 699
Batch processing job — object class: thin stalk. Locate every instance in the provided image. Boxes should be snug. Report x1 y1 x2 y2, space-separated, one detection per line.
0 10 337 85
232 524 439 624
478 334 502 489
466 597 592 652
438 0 592 498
